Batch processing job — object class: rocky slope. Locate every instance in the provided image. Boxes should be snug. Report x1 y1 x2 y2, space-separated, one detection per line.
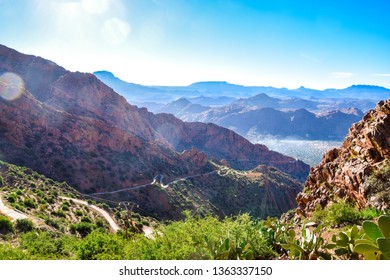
296 99 390 216
0 44 308 219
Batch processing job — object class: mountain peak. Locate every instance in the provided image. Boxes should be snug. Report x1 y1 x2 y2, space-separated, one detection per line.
189 81 230 86
346 84 390 91
93 70 116 79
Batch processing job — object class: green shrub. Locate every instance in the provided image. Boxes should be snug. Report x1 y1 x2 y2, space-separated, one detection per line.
15 219 35 233
15 189 23 195
312 201 360 227
326 202 360 226
13 203 26 213
0 175 4 187
62 201 71 207
70 222 95 237
95 218 105 229
75 210 83 217
77 230 124 260
360 208 381 220
365 162 390 206
80 216 92 223
23 197 37 209
44 218 60 229
53 210 66 218
20 232 76 259
6 193 17 203
0 215 14 234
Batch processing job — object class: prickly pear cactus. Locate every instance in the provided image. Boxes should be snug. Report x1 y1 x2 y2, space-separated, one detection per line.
354 215 390 260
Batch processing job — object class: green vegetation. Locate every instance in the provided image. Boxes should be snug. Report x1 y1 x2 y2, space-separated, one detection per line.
312 201 381 227
354 215 390 260
365 161 390 206
326 225 363 259
1 160 390 260
15 219 35 233
0 215 14 234
280 225 331 260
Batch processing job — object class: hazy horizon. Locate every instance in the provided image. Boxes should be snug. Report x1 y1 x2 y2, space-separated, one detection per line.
94 69 390 90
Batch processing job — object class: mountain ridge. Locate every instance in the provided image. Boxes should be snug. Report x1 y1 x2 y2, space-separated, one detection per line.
94 70 390 103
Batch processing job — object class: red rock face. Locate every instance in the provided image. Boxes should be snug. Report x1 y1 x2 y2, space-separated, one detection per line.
296 99 390 216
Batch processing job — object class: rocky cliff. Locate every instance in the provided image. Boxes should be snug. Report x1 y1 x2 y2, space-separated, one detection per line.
296 99 390 216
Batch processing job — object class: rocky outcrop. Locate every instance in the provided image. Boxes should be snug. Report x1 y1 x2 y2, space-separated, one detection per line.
296 100 390 216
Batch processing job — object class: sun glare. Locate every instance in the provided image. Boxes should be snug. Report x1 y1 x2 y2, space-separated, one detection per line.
0 72 25 101
82 0 111 14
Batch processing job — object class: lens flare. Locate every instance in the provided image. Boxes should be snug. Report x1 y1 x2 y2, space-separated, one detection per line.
0 72 25 101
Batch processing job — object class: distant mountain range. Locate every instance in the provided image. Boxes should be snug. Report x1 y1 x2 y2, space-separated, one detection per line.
94 70 389 110
157 96 364 141
94 70 387 143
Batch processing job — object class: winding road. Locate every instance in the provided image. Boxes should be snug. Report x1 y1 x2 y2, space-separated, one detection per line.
60 197 120 232
0 195 27 221
89 170 217 196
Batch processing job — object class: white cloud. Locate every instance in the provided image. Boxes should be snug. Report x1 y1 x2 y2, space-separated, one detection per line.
331 72 356 79
372 73 390 77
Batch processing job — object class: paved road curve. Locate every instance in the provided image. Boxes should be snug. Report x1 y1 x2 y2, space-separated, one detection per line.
60 196 120 232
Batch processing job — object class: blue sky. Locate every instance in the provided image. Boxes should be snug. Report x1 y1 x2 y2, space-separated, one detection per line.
1 0 390 89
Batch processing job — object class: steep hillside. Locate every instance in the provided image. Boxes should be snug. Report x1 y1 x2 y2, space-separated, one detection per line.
0 160 120 235
95 163 302 220
296 99 390 216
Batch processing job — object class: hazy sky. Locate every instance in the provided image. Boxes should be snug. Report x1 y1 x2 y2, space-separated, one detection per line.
1 0 390 89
